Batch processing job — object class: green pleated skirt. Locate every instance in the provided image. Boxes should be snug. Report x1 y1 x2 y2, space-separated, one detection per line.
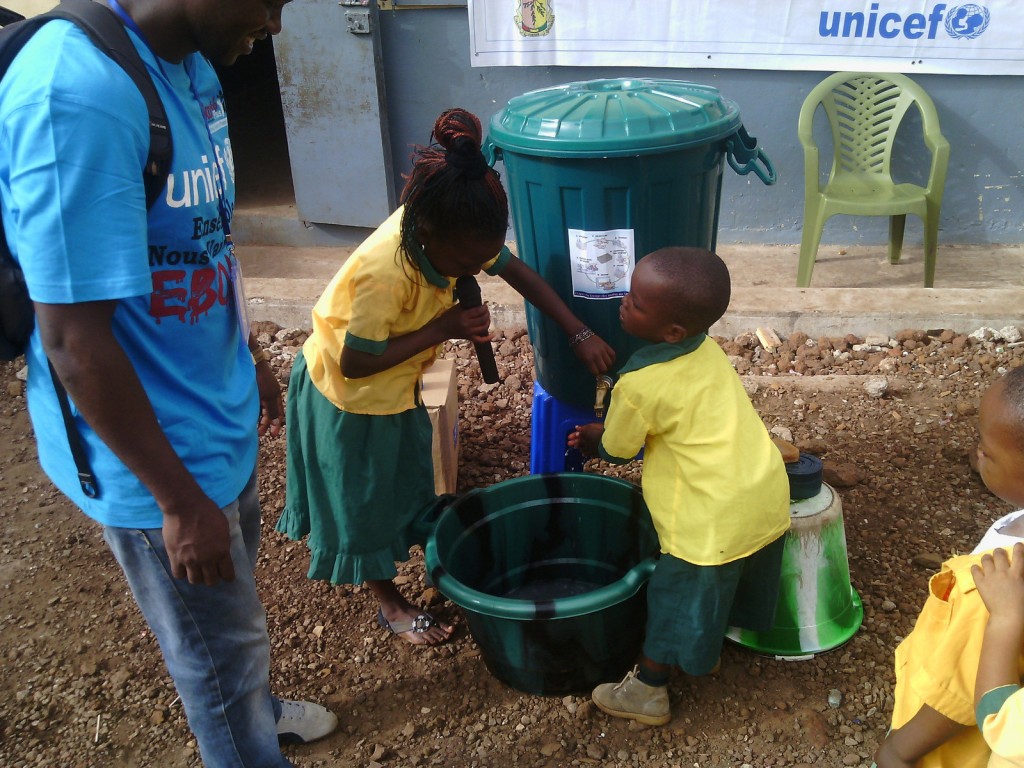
276 354 438 585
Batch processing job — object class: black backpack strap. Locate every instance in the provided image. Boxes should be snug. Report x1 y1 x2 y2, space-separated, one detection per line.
1 0 174 498
47 359 98 498
40 0 172 207
0 7 25 26
0 1 172 210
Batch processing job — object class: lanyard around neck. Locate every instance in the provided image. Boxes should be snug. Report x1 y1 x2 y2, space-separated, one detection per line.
106 0 152 52
106 0 232 239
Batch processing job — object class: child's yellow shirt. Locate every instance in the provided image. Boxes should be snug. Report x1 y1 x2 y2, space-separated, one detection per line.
977 684 1024 768
892 551 1024 768
598 336 790 565
302 207 509 414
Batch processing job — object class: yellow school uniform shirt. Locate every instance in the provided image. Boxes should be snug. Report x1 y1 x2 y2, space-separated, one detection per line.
977 685 1024 768
302 207 509 414
598 336 790 565
891 550 1024 768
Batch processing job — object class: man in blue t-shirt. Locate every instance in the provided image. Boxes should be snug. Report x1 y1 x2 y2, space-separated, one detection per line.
0 1 337 765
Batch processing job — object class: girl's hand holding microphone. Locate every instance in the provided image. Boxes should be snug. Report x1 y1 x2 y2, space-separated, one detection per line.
435 302 492 344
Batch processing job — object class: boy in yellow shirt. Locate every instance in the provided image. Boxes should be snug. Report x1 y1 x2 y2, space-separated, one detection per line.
568 246 790 725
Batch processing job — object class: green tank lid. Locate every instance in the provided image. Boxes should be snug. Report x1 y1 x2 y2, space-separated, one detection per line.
488 78 743 158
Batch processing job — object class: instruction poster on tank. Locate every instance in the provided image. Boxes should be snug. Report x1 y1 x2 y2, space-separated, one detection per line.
568 228 635 300
467 1 1022 75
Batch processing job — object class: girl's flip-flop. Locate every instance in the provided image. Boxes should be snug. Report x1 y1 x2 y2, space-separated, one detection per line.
376 608 442 636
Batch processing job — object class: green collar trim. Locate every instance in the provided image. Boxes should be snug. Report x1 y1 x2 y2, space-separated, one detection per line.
406 238 451 289
617 333 707 376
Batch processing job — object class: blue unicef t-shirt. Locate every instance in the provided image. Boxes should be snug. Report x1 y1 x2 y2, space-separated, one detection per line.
0 21 258 527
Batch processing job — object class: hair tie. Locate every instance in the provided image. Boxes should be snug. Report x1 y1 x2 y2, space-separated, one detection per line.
445 145 491 180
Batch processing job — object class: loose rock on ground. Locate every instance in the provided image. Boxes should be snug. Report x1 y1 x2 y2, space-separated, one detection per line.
1 322 1020 767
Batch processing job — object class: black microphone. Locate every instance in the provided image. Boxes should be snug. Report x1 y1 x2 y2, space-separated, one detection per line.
455 275 500 384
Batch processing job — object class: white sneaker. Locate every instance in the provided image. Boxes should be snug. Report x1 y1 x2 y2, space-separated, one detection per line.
276 699 338 745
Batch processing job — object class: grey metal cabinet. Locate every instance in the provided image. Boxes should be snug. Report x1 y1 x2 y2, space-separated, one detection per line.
274 0 395 227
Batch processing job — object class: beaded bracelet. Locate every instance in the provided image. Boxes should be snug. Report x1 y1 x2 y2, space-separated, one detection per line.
250 346 270 365
569 326 595 347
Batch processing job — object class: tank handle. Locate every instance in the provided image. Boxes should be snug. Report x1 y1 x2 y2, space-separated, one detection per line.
726 125 777 185
483 137 500 168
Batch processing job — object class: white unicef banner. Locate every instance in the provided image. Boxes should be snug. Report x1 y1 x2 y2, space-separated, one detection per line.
467 1 1021 75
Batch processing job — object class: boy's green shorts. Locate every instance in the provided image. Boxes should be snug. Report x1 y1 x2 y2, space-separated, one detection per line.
643 535 785 674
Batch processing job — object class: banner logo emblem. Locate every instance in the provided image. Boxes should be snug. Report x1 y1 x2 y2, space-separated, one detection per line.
515 1 554 37
944 4 990 38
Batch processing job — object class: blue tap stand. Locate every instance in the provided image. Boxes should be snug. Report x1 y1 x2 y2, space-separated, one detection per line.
530 381 603 474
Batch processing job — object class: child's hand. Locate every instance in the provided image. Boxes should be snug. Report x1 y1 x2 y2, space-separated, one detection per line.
572 332 616 375
972 542 1024 625
436 303 493 344
567 423 603 457
972 542 1024 707
874 705 966 768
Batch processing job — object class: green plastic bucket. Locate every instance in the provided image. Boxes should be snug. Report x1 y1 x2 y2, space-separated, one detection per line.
486 78 775 408
726 484 863 658
424 473 658 695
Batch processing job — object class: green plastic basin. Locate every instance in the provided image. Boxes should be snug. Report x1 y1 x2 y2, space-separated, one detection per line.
425 473 658 695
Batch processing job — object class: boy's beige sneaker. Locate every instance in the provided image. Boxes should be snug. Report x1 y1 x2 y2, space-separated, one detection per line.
591 667 670 726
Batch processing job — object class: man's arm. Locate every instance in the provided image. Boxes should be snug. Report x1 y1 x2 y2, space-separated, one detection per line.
249 334 284 437
36 300 234 586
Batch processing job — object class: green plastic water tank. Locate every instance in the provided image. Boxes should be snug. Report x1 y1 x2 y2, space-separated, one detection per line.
486 78 776 408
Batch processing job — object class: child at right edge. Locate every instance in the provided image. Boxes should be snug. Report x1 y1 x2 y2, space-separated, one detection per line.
568 246 791 726
874 365 1024 768
972 542 1024 767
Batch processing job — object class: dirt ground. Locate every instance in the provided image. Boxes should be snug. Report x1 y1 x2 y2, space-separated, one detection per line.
2 321 1021 768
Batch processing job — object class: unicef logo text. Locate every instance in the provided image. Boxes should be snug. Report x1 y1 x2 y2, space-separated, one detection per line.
818 2 991 40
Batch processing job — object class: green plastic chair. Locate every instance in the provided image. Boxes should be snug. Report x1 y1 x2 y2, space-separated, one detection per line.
797 72 950 287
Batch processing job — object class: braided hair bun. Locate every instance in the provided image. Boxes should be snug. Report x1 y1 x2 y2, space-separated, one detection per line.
433 108 490 180
399 107 509 267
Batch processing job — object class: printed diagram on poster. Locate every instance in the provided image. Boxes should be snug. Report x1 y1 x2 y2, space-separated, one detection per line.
568 228 635 300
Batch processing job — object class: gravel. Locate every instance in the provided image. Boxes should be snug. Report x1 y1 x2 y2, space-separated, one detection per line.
1 321 1020 768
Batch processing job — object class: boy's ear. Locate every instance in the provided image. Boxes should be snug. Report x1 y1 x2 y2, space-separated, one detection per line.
663 323 687 344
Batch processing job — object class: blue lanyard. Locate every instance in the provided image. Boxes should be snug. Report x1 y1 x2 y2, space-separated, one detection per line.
106 0 151 51
188 83 234 241
105 0 244 339
106 0 232 239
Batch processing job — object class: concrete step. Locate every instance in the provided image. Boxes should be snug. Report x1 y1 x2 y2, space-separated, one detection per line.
234 206 1024 338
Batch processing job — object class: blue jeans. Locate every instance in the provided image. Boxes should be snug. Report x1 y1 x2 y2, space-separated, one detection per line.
103 472 292 768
